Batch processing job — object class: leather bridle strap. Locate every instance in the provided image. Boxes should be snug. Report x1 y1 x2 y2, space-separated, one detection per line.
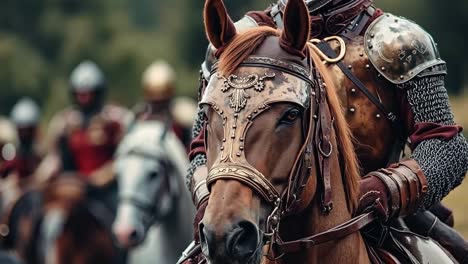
276 212 376 253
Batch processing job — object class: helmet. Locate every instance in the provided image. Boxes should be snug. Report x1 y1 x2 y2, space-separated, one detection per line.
279 0 346 13
70 60 105 92
10 97 41 128
142 60 176 101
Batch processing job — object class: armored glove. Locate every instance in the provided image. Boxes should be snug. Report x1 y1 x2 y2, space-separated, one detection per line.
357 159 428 221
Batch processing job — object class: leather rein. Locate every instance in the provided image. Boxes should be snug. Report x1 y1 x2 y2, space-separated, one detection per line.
205 50 376 258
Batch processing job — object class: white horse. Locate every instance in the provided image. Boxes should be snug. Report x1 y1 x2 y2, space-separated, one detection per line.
113 121 195 264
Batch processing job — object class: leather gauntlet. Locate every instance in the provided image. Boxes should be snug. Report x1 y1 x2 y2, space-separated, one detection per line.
359 159 428 220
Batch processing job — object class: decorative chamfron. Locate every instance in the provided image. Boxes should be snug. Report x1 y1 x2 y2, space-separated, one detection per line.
218 72 275 113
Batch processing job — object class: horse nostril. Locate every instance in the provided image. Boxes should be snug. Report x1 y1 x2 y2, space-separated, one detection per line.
226 220 259 260
129 229 140 243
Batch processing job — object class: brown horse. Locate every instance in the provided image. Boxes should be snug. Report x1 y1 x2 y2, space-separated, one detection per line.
198 0 371 263
27 175 125 264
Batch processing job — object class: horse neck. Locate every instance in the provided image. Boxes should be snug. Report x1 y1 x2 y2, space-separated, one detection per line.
269 142 369 264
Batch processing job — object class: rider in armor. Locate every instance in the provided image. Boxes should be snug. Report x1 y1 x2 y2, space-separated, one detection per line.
133 60 194 148
43 60 132 186
182 0 468 262
2 98 43 180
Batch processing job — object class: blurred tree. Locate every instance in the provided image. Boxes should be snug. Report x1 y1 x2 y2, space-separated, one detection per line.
0 0 466 123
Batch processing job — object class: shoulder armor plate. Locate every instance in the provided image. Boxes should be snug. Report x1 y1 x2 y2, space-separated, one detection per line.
203 16 259 79
364 13 446 84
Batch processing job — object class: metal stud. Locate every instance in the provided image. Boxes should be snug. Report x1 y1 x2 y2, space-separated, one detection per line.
370 33 375 38
239 146 244 150
359 53 364 57
349 107 356 113
220 146 224 150
313 115 318 120
232 124 237 128
234 113 238 117
223 138 226 142
365 64 370 69
240 137 244 142
376 114 381 118
348 65 352 69
368 44 373 49
236 152 241 157
381 67 386 71
351 88 356 93
311 91 316 96
400 75 404 80
247 115 252 119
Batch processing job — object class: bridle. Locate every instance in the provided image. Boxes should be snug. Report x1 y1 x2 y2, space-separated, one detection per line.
116 129 179 222
202 49 375 258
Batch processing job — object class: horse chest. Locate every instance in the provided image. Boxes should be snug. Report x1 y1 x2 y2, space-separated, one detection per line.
328 38 401 173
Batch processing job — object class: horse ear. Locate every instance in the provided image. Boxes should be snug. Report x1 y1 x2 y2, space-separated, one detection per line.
203 0 237 49
280 0 310 54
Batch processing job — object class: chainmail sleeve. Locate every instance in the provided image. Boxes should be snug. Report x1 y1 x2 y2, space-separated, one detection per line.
186 105 208 189
400 75 468 208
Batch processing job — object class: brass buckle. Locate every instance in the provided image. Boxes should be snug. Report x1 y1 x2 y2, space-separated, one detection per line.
308 36 346 64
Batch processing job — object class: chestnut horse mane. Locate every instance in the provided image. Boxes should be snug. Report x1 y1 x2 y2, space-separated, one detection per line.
218 27 360 213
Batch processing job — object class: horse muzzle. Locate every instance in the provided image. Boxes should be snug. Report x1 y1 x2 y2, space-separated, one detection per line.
199 219 262 264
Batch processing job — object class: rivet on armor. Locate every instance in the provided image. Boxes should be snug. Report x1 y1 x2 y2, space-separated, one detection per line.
311 91 316 96
223 138 226 142
232 124 237 129
220 110 223 114
253 110 258 113
365 64 370 69
236 152 241 157
348 65 352 69
240 137 244 142
239 146 244 150
376 114 381 118
220 146 224 150
313 114 318 120
231 134 235 139
349 107 356 113
368 44 373 49
400 75 404 80
359 53 364 57
351 88 356 93
381 67 386 71
247 115 252 119
234 113 238 117
370 33 375 38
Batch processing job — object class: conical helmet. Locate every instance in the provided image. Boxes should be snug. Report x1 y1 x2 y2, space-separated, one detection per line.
142 60 176 101
10 97 41 128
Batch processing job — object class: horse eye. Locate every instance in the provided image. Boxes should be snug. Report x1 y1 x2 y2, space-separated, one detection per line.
149 171 159 179
279 108 301 125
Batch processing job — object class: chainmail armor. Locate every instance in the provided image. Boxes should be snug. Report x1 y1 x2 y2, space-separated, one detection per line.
187 153 208 189
402 75 468 208
401 75 455 125
186 105 208 189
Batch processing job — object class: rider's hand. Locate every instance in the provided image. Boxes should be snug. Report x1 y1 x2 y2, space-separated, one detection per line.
194 199 208 243
357 174 390 221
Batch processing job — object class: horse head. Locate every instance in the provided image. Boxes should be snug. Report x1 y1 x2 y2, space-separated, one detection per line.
113 121 183 248
200 0 361 263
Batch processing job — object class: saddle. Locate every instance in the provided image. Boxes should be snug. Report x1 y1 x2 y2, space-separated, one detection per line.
366 218 458 264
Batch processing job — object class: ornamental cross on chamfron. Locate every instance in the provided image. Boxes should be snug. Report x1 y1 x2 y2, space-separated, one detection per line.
218 72 276 113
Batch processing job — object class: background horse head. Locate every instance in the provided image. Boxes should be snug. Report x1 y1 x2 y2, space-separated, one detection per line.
199 0 368 263
33 175 123 264
113 121 195 263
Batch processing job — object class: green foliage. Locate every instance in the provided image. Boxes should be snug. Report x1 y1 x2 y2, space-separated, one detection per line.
0 0 466 121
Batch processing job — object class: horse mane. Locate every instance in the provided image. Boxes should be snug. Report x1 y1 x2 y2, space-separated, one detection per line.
218 26 279 76
308 47 360 213
217 26 360 213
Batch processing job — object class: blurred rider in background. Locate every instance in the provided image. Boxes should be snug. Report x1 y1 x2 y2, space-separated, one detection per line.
133 60 196 149
39 60 132 187
1 98 43 181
